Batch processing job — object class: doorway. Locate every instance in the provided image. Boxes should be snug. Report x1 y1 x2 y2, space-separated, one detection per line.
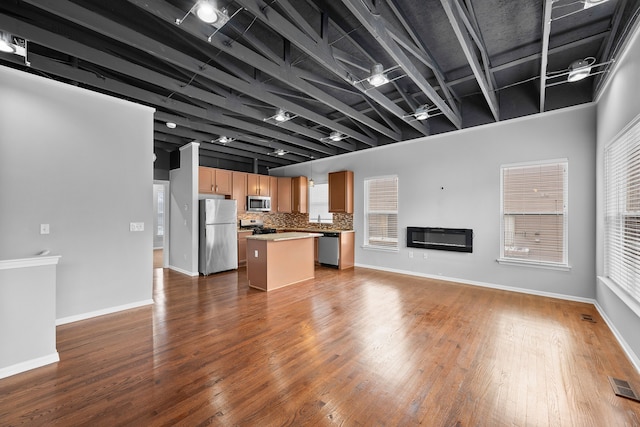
153 181 169 268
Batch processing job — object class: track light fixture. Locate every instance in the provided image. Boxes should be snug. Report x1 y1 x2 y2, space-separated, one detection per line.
176 1 230 28
0 31 15 53
414 105 430 121
567 57 595 82
213 136 234 145
264 108 295 124
274 149 286 156
165 121 177 129
329 131 344 141
367 63 389 87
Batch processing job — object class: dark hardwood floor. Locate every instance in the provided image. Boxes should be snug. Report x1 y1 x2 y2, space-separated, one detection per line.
1 265 640 426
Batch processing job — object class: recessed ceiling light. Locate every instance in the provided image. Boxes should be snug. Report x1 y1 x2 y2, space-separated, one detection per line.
165 121 177 129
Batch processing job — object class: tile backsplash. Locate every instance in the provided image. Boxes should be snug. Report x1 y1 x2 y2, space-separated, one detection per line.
238 212 353 230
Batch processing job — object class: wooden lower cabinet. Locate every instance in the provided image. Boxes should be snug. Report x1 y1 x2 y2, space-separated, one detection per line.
338 231 355 270
237 230 252 267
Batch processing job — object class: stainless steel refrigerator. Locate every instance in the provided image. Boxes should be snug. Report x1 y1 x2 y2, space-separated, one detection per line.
199 199 238 275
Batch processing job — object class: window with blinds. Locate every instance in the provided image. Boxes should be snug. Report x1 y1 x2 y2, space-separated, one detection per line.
308 183 333 224
364 176 398 250
605 118 640 305
500 160 568 267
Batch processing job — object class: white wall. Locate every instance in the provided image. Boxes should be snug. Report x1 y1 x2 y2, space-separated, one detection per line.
169 142 199 275
0 65 154 321
595 20 640 368
272 104 597 300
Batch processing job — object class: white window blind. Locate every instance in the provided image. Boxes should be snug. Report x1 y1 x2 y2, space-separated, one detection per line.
364 176 398 250
500 160 568 267
605 118 640 305
308 183 333 224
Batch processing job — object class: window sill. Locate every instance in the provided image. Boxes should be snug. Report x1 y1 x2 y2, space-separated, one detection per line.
497 258 571 271
362 245 399 253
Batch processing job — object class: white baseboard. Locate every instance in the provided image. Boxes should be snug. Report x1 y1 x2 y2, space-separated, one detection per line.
56 299 154 326
355 263 639 373
593 301 640 373
168 265 199 277
0 352 59 380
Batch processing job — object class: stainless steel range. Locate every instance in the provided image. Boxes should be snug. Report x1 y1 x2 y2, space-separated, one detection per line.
239 219 277 235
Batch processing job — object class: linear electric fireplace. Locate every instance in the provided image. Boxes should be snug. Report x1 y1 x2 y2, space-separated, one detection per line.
406 227 473 253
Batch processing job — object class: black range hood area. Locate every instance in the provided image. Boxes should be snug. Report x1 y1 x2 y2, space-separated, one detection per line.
407 227 473 253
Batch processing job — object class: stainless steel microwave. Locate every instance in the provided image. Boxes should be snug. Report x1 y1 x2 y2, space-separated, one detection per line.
247 195 271 212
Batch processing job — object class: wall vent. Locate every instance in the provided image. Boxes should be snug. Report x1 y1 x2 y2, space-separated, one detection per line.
608 376 640 402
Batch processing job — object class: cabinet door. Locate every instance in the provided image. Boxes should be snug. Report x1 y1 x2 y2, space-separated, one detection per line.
232 172 247 213
259 175 271 196
277 177 292 213
292 176 308 213
215 169 232 195
198 167 213 194
329 170 354 213
270 176 278 213
246 174 260 196
237 231 252 267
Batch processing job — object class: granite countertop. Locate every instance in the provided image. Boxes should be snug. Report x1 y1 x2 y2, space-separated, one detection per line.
246 232 323 241
277 228 354 234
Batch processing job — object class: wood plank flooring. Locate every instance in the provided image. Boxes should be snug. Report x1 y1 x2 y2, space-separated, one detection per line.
1 266 640 426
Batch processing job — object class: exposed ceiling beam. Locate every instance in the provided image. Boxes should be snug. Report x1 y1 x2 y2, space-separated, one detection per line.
440 0 499 121
126 0 396 144
234 0 433 136
340 0 463 129
21 0 372 148
539 0 553 112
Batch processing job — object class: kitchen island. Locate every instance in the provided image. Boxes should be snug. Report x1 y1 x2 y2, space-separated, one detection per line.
246 232 321 291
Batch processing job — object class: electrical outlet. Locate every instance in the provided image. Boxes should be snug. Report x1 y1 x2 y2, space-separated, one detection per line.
423 253 428 260
40 224 50 235
408 251 413 258
129 222 144 232
254 250 259 258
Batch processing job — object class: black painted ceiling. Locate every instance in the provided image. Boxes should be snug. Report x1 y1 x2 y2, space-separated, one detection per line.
0 0 637 172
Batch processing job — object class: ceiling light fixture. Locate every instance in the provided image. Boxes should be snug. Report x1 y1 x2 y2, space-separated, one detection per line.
583 0 609 9
274 108 290 122
214 135 234 145
0 32 15 53
567 57 595 82
196 1 218 23
165 121 177 129
414 105 430 120
275 149 286 156
329 131 344 142
367 63 389 87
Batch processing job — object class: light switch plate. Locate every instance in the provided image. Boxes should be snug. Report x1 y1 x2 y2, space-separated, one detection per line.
40 224 50 235
254 250 258 257
129 222 144 232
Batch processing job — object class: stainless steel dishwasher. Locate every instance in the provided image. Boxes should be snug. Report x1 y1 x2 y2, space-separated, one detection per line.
318 232 340 267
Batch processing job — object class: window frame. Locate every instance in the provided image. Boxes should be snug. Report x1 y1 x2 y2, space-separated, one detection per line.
363 175 399 252
498 159 570 270
604 114 640 310
308 182 333 224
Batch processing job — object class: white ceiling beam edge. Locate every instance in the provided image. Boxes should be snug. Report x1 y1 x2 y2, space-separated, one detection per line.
440 0 499 122
539 0 554 112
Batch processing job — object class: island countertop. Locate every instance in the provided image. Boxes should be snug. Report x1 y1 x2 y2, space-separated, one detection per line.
246 232 322 242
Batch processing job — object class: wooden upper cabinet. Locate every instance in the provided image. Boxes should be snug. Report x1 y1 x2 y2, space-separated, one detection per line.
198 167 213 194
277 177 292 213
215 169 232 195
232 171 247 213
292 176 308 213
247 174 270 196
198 167 232 195
269 176 278 213
329 170 354 213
